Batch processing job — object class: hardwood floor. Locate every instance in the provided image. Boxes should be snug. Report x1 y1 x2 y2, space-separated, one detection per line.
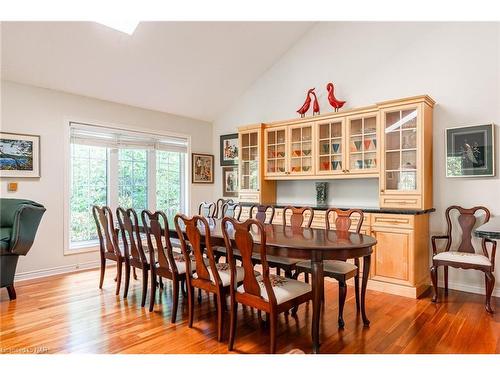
1 267 499 354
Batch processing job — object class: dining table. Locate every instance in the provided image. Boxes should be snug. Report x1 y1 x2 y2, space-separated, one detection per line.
169 217 377 354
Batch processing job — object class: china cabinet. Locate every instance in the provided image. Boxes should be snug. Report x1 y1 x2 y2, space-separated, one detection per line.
379 97 434 210
238 124 276 203
316 118 345 175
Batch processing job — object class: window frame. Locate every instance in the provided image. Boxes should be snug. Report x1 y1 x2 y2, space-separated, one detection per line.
63 119 191 255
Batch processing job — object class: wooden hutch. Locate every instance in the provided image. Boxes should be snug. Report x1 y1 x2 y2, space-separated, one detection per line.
236 95 435 298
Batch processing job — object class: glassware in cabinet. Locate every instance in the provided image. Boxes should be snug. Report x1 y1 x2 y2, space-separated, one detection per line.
265 127 287 175
346 114 378 174
288 123 314 175
316 119 344 174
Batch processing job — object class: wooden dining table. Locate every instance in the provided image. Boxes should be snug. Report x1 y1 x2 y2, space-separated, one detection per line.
169 217 377 354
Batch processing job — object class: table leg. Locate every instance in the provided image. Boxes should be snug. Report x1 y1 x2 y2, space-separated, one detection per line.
361 254 371 326
311 259 324 354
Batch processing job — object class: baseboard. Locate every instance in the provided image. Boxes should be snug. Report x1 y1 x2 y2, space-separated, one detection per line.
14 260 101 282
438 280 500 298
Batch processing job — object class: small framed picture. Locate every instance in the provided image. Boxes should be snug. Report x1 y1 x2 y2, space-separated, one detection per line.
192 153 214 183
0 132 41 178
446 124 495 177
220 133 239 166
222 166 239 197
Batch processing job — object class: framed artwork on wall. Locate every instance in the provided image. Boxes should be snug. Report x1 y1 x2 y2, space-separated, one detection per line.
222 166 238 197
446 124 495 177
192 153 214 183
0 132 41 178
220 133 239 166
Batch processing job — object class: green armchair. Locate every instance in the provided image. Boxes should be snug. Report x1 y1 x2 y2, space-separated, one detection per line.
1 198 46 300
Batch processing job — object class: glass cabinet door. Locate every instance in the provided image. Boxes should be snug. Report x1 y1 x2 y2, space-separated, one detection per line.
265 127 287 175
289 124 314 175
383 107 418 191
347 114 378 173
317 119 344 174
240 131 259 191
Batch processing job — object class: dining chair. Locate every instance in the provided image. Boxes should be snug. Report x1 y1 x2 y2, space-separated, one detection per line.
92 205 124 295
215 198 234 219
222 217 312 353
431 205 496 313
253 206 313 280
198 201 216 218
142 210 191 322
174 214 247 341
249 204 275 224
294 208 364 328
214 202 242 261
116 207 149 304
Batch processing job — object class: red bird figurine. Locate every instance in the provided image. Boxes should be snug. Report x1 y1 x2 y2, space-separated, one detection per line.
326 83 346 112
297 88 315 117
312 90 320 115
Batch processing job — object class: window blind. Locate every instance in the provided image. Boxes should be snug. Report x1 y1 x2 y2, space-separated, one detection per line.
70 122 188 153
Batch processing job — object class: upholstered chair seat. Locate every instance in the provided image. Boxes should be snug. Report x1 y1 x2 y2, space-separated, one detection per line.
237 274 311 304
195 263 259 287
433 251 492 266
295 260 358 279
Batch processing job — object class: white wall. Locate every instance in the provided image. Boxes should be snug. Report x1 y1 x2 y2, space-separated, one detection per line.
213 22 500 296
0 80 213 278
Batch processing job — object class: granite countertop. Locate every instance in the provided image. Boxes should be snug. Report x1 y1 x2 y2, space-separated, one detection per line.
475 216 500 239
238 202 435 215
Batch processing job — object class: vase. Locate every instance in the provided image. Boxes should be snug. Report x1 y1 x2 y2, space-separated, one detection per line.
316 182 328 206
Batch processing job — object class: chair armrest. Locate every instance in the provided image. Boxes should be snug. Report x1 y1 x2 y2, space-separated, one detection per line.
10 204 46 256
485 238 497 272
431 235 450 256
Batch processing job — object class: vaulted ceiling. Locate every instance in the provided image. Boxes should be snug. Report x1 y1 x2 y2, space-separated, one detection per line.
1 21 314 121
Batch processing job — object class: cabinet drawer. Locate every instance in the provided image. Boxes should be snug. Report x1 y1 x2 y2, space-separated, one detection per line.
380 194 421 209
371 213 414 229
238 192 260 202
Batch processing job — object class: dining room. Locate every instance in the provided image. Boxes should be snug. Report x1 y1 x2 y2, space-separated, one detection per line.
1 1 500 372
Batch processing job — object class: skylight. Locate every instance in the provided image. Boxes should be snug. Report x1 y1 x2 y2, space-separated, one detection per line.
96 20 139 35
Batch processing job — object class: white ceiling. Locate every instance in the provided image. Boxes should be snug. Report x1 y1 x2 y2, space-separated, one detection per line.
1 21 314 122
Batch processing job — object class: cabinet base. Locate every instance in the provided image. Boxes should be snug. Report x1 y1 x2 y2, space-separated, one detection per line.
366 279 430 299
345 278 430 299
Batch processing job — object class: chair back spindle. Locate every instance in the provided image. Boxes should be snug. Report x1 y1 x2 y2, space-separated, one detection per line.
222 217 277 305
215 198 234 218
92 205 120 257
116 207 148 265
444 206 491 254
142 210 176 274
250 204 275 224
198 202 216 218
221 202 241 220
283 206 314 228
325 208 364 233
174 214 222 286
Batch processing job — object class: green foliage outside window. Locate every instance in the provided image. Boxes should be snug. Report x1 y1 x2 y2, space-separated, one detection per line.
156 151 183 221
118 149 148 213
70 144 107 243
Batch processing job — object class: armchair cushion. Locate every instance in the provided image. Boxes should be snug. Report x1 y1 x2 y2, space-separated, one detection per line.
0 227 12 254
433 251 491 266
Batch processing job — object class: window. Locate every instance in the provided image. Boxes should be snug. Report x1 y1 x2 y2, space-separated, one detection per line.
68 122 188 251
70 144 107 245
118 149 148 212
156 150 185 221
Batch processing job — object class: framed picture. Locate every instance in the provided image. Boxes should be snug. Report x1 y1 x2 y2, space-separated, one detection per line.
0 132 40 178
192 153 214 183
446 124 495 177
222 166 239 197
220 133 239 166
